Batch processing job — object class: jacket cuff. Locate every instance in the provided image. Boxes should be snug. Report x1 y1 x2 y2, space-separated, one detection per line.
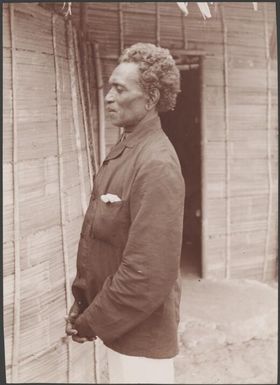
74 313 97 338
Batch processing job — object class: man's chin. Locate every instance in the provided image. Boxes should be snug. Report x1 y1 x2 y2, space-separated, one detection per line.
108 117 123 128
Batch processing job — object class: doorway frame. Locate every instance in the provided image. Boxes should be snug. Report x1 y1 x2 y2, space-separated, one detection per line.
171 49 207 278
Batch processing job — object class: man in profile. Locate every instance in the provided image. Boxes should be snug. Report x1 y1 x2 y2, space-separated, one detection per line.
66 42 185 384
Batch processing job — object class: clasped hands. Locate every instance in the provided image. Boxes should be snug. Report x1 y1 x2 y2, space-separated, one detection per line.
65 301 96 343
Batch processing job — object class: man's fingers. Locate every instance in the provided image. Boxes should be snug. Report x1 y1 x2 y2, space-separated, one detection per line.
72 335 88 343
66 328 78 336
65 313 79 323
65 321 78 336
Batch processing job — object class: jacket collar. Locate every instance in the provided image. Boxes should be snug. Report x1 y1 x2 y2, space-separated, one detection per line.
104 114 161 162
123 114 162 148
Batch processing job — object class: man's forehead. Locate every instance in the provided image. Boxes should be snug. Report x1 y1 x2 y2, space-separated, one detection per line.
109 62 140 84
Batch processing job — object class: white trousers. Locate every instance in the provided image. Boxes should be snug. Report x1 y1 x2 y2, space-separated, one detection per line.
107 347 175 384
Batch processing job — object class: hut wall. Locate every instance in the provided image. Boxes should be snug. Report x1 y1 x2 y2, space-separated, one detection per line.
70 2 278 281
3 3 98 382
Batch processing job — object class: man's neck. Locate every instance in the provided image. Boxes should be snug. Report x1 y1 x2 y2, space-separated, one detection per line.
123 110 158 133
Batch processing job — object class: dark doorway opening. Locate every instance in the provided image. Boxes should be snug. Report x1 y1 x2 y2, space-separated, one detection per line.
160 59 202 277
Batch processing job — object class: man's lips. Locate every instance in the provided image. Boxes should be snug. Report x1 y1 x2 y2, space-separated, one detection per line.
107 107 117 113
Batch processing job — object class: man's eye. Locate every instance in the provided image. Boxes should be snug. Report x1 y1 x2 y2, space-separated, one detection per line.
116 86 124 93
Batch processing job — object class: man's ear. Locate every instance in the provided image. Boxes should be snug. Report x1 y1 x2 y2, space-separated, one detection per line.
146 88 160 111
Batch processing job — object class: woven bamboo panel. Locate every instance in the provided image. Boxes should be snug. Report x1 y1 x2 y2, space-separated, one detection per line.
3 242 15 278
159 14 184 49
122 2 157 15
67 2 80 27
231 263 263 280
230 158 269 196
262 259 277 281
124 11 157 46
228 68 267 89
231 230 266 259
3 204 14 244
223 2 264 22
18 344 69 383
184 18 224 45
229 87 268 105
3 5 11 48
206 158 226 176
52 14 68 59
230 195 269 233
207 233 226 263
227 30 266 49
87 7 120 56
13 5 53 54
207 198 227 235
3 48 13 163
227 44 265 64
225 17 265 37
203 57 224 86
3 4 97 383
207 177 226 199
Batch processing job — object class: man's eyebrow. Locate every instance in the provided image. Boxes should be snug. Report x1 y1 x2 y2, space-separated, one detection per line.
109 79 127 88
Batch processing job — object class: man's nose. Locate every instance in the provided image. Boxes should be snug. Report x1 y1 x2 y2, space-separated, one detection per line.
105 88 115 104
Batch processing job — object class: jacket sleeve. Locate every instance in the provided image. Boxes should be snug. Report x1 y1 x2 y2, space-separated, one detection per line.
74 158 185 343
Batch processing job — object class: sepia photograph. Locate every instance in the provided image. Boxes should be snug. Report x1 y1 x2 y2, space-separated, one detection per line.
2 1 278 383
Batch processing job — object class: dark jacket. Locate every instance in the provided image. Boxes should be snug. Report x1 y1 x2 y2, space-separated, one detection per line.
72 114 185 358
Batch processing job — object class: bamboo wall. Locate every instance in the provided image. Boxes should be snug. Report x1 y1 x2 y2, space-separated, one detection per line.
3 3 99 382
70 2 278 281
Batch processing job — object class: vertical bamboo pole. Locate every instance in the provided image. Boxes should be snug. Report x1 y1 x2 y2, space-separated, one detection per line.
269 24 276 60
83 41 99 175
263 3 273 281
93 42 106 165
221 4 231 279
155 2 160 47
66 21 87 215
10 4 20 382
79 2 88 36
52 14 72 382
87 41 100 171
73 30 94 190
181 11 188 50
118 2 124 54
200 57 208 278
77 39 98 382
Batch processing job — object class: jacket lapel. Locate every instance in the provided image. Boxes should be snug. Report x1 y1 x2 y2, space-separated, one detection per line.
104 141 126 162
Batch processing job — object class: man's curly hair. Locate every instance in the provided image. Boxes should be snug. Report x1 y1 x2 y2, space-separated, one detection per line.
119 43 180 113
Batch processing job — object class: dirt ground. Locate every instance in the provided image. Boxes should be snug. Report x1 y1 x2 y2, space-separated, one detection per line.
174 277 278 384
175 332 277 384
98 278 277 384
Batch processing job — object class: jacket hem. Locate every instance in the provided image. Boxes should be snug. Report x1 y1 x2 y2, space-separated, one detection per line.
103 341 179 359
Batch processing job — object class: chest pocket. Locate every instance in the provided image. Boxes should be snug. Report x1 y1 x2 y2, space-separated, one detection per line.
90 198 130 249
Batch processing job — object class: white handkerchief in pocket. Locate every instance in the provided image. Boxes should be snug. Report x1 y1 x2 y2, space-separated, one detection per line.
100 193 122 203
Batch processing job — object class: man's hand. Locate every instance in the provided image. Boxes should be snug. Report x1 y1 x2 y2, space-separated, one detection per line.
65 302 96 343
